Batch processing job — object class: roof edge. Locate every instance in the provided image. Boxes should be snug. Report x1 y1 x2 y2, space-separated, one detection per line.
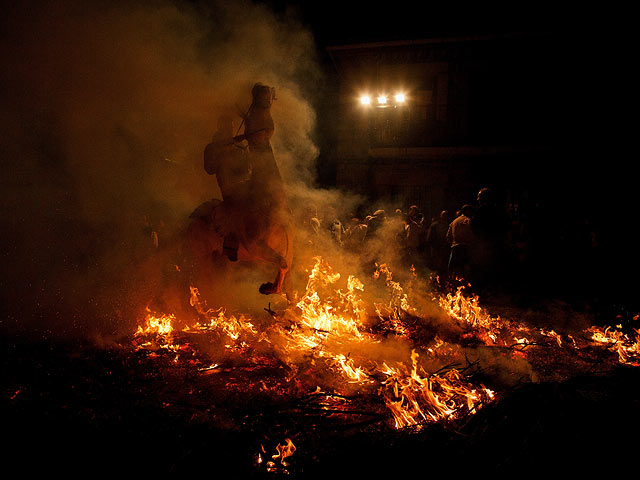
325 31 550 51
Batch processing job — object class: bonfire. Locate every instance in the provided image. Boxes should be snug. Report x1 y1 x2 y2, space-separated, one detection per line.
128 256 640 475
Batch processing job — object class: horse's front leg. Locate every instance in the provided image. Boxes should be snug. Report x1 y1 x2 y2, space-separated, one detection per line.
259 264 289 295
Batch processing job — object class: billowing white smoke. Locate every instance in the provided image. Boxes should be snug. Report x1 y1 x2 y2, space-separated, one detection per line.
0 0 326 336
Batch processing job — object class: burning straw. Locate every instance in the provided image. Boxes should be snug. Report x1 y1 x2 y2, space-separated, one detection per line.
132 258 504 430
129 255 640 475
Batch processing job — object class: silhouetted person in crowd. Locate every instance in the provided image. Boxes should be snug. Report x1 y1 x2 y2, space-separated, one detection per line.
404 205 425 268
392 208 408 248
344 217 368 249
426 209 452 279
365 209 386 240
471 187 506 291
299 206 320 247
325 207 346 246
504 202 528 283
446 204 475 282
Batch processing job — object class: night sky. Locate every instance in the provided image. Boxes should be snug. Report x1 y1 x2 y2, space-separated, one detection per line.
261 0 567 44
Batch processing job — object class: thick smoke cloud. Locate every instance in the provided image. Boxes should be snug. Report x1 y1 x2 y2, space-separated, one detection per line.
0 0 326 337
1 2 591 399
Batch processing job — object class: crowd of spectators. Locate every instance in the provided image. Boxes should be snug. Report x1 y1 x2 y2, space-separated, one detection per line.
299 187 607 306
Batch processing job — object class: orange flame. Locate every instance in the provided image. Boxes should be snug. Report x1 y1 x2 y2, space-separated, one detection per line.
266 438 297 473
136 308 175 336
587 325 640 365
381 350 494 429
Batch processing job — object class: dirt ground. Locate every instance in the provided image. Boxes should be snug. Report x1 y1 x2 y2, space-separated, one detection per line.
3 313 639 478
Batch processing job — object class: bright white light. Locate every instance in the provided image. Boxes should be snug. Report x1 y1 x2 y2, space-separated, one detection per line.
360 95 371 105
395 93 406 103
377 95 387 105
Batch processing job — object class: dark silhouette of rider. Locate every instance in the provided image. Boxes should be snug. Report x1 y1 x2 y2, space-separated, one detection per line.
204 115 250 261
237 83 285 211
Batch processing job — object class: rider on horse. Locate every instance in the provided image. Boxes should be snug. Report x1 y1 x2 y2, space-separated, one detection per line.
191 83 293 296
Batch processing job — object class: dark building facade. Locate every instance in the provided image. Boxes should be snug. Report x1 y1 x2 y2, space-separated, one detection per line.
326 32 561 221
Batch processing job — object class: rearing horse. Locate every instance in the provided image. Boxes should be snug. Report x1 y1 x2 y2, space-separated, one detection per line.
186 83 293 298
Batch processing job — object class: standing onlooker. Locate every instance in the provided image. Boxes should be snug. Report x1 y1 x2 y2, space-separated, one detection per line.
324 206 346 246
446 205 476 282
471 188 506 291
426 209 452 280
344 217 368 249
404 205 426 269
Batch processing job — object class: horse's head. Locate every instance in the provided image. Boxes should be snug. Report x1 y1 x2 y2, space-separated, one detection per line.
251 83 275 108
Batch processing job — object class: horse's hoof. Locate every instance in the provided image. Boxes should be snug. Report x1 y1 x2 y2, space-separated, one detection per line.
259 282 277 295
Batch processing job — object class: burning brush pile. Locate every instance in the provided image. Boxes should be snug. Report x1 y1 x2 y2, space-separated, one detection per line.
4 256 640 477
135 259 498 430
126 256 639 475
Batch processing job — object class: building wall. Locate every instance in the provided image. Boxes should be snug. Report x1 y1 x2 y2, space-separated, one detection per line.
327 33 558 216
